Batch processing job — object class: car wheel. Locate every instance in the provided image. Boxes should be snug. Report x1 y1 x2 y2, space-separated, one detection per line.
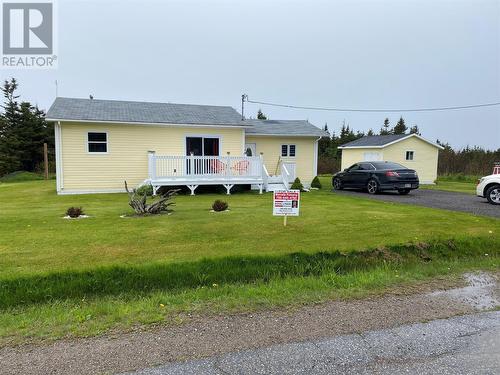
367 179 379 194
486 185 500 205
398 189 411 195
333 178 343 190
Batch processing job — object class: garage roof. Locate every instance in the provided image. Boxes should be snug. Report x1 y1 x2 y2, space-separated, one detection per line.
339 134 443 149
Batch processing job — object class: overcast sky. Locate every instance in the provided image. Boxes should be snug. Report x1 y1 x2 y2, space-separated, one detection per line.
3 0 499 149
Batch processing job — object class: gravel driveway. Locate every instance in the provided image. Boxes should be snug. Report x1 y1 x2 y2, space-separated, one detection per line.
335 188 500 218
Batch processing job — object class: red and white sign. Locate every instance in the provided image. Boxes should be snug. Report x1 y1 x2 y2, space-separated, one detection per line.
273 190 300 216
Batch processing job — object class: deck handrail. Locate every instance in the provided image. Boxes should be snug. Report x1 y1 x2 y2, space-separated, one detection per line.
149 154 264 180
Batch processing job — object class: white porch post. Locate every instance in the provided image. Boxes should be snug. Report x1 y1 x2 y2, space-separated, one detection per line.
189 152 194 175
223 184 234 195
187 184 198 196
148 151 156 180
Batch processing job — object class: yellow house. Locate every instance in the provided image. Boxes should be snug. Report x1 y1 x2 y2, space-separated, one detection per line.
46 97 327 195
338 134 444 184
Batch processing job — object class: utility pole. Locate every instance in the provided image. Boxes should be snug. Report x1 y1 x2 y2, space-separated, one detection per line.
43 143 49 179
241 94 248 121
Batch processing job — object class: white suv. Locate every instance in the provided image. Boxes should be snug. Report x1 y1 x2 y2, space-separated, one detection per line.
477 174 500 205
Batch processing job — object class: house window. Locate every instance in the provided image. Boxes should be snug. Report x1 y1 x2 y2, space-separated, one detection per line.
88 132 108 153
281 144 296 157
405 151 414 161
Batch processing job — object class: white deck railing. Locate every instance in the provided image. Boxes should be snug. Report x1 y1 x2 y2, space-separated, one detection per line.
148 154 264 181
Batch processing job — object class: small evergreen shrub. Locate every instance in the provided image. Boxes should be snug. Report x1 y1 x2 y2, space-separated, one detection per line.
311 176 322 189
290 177 304 191
66 207 85 218
212 200 229 212
136 184 153 196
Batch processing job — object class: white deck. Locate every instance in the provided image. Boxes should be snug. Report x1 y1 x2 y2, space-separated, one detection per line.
148 154 268 195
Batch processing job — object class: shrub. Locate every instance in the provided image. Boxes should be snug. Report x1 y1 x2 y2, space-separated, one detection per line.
125 181 179 215
136 184 153 196
311 176 322 189
66 207 85 218
290 177 304 191
212 200 229 212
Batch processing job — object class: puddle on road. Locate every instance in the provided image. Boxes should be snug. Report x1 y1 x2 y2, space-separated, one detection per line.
429 272 499 310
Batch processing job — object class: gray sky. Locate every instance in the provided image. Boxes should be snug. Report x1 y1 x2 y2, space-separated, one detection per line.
4 0 500 149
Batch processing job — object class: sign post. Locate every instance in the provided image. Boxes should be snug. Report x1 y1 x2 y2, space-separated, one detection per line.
273 190 300 226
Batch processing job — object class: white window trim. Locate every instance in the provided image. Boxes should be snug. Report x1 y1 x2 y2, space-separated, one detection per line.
281 144 297 158
86 131 109 154
405 150 415 161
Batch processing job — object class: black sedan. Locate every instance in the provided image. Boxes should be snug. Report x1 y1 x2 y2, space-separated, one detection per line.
332 161 419 195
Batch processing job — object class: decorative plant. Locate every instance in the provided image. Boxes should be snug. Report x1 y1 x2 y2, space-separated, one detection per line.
66 207 85 218
212 200 229 212
136 183 153 196
290 177 304 191
125 181 179 215
311 176 322 189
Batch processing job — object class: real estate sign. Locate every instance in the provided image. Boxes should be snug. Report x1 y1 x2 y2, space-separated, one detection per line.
273 190 300 217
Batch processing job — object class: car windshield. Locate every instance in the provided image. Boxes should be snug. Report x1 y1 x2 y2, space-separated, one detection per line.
371 162 406 170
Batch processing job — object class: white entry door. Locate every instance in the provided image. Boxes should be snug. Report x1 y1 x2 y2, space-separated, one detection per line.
363 152 382 161
283 162 296 180
245 143 256 156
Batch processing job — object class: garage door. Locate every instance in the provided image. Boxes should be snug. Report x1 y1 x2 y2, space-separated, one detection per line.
363 152 382 161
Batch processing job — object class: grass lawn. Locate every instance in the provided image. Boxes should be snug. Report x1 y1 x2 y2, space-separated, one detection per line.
420 179 477 194
0 178 498 345
0 178 496 277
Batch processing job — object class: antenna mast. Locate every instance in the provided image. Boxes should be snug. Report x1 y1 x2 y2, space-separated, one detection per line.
241 94 248 120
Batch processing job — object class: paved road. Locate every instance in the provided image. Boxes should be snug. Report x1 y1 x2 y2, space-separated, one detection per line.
335 188 500 218
130 311 500 375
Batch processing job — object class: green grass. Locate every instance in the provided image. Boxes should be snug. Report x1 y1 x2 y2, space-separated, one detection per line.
0 171 48 182
421 180 477 194
1 179 497 277
0 179 498 345
438 174 481 183
0 238 498 345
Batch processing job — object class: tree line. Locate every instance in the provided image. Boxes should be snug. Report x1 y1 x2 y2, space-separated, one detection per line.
0 78 54 176
317 117 499 176
317 117 418 173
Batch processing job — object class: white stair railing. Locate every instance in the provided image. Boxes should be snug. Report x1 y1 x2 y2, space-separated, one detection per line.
281 163 291 190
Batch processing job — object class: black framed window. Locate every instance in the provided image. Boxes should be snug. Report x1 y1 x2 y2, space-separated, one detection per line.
281 145 288 157
88 132 107 153
281 144 296 157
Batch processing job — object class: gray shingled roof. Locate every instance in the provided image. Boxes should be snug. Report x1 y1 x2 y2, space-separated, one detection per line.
46 97 327 136
46 97 246 126
339 134 410 148
244 119 328 137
